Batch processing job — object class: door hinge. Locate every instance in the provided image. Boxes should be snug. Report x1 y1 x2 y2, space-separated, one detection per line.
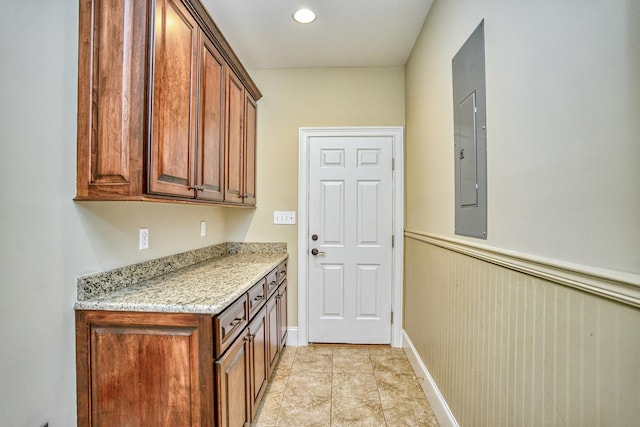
391 311 393 324
392 235 395 248
392 158 395 171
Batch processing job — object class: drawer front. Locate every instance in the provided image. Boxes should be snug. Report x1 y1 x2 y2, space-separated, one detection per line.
266 268 278 297
277 261 287 284
214 294 248 357
248 278 267 319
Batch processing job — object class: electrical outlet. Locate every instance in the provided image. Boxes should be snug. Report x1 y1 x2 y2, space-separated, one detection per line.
139 228 149 250
200 221 206 237
273 211 296 225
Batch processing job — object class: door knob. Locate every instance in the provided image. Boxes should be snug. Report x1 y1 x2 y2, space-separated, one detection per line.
311 248 325 256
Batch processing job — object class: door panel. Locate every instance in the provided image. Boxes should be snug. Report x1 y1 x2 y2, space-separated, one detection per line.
320 181 344 245
356 265 379 317
308 135 393 344
320 264 344 317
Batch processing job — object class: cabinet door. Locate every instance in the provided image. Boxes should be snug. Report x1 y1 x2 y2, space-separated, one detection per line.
266 294 280 375
149 0 198 198
224 71 245 204
243 94 257 205
197 35 225 201
76 0 149 199
75 311 213 427
248 307 268 419
215 331 250 427
278 280 288 350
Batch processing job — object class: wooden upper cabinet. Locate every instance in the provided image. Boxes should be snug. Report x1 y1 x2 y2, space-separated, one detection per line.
224 73 257 206
149 0 199 198
76 0 149 199
197 36 226 202
224 71 245 204
244 94 257 206
75 0 261 205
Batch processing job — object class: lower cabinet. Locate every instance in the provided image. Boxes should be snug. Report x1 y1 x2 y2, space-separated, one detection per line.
76 260 287 427
217 278 286 427
75 311 214 427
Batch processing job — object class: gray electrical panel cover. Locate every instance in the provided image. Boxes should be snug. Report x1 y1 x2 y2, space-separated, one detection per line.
453 20 487 239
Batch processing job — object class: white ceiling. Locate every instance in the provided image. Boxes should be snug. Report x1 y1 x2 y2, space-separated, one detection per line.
201 0 434 70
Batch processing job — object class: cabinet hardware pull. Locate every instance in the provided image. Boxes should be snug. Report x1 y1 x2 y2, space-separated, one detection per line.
229 317 242 326
240 194 247 199
253 295 263 301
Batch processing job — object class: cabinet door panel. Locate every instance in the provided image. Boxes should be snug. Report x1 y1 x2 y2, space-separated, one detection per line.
92 326 194 426
197 35 225 201
224 72 245 203
266 296 280 375
149 0 198 197
249 307 268 418
278 280 288 349
215 332 250 427
243 95 257 205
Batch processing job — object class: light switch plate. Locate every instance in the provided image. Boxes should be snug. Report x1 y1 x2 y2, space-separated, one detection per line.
200 221 206 237
273 211 296 225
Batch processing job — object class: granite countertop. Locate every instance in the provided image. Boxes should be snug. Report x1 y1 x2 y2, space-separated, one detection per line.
74 243 287 315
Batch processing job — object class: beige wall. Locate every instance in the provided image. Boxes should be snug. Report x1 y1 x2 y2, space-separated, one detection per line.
0 1 227 424
404 0 640 424
226 67 406 326
406 0 640 274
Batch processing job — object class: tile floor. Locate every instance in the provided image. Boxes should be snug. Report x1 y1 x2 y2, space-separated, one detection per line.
253 344 440 426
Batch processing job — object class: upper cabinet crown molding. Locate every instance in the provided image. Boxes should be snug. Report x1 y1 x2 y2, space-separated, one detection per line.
75 0 259 207
184 0 261 101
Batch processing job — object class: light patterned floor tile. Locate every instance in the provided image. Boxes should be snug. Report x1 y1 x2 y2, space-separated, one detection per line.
276 392 332 426
252 345 440 427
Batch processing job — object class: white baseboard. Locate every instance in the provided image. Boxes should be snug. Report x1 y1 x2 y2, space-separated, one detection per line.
285 327 298 347
402 330 459 427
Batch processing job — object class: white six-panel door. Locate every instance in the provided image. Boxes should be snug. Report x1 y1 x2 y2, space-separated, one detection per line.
307 134 394 343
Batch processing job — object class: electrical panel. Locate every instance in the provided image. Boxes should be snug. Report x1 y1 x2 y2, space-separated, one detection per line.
453 20 487 239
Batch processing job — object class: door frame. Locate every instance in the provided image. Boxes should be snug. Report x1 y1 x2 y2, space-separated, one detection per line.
297 127 404 347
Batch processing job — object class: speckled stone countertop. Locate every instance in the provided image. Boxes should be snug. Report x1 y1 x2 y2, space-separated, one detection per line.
74 242 287 315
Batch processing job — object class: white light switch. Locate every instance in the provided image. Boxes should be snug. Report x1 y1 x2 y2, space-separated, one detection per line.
200 221 206 237
273 211 296 225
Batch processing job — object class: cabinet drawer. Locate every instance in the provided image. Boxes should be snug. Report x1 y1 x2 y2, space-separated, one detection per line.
277 261 287 284
214 294 248 357
248 278 267 319
266 268 278 297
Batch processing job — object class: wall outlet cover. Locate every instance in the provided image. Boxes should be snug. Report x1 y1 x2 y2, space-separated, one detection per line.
139 228 149 250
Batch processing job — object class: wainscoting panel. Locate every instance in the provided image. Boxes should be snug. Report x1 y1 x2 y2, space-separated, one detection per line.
404 235 640 426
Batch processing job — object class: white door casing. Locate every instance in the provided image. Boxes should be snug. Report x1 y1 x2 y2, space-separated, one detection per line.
298 127 404 347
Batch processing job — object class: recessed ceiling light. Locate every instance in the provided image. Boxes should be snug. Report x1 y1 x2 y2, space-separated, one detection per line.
292 8 316 24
